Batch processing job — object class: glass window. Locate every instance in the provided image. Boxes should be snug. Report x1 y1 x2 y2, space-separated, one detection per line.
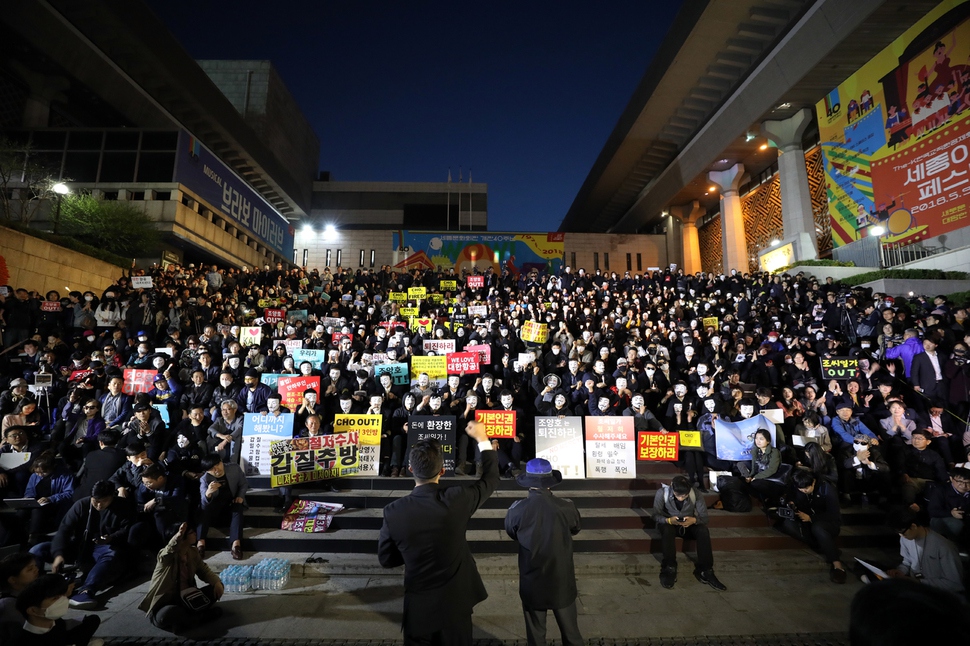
140 132 178 150
604 253 609 270
136 152 175 182
637 253 642 271
99 152 137 182
63 152 99 182
359 249 365 267
104 132 140 150
370 250 376 268
593 253 599 271
336 250 342 267
30 131 65 150
325 250 331 267
67 132 103 151
570 252 576 269
626 253 632 271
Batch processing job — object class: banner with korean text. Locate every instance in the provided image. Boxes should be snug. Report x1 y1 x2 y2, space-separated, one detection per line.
122 369 157 395
269 432 360 486
242 413 294 476
535 417 585 479
333 414 382 476
521 321 548 343
584 416 636 479
476 410 517 439
637 432 679 461
446 352 480 374
410 355 447 388
407 415 457 474
277 376 320 410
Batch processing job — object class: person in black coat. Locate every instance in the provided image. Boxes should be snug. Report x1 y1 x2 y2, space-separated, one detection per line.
73 429 126 503
504 458 583 646
779 467 846 584
377 420 497 645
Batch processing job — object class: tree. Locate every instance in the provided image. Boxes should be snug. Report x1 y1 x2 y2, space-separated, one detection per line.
59 192 161 258
0 136 62 224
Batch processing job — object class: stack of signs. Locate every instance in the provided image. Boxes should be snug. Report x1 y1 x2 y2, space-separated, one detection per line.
476 410 516 439
281 500 345 533
584 416 636 479
239 326 262 346
269 432 360 487
264 308 285 324
467 275 485 289
535 417 585 479
242 413 295 476
407 416 457 474
374 362 409 385
333 414 382 476
122 369 157 395
714 415 777 461
521 321 548 344
446 352 480 374
637 432 679 461
422 339 455 355
410 355 447 388
277 376 320 410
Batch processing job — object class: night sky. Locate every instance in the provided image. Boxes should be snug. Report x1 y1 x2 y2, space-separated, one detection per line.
146 1 683 232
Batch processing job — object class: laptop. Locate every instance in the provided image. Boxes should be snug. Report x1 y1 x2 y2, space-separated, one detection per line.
3 498 40 510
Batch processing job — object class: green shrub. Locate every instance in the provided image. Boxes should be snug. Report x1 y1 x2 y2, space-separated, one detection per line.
1 220 129 268
839 269 970 286
59 193 160 258
946 290 970 307
779 259 856 271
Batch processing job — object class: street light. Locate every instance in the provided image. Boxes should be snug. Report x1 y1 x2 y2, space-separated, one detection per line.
301 224 314 237
51 182 70 234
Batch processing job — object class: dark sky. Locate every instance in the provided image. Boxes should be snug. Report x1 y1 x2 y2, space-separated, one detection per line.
146 1 683 232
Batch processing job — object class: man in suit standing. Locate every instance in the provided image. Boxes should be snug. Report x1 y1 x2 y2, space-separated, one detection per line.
910 336 946 403
378 419 497 645
505 458 583 646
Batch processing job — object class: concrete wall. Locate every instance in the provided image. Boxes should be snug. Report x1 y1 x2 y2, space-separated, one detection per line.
895 246 970 275
564 233 668 274
781 266 877 282
858 279 970 298
301 230 394 272
0 225 121 295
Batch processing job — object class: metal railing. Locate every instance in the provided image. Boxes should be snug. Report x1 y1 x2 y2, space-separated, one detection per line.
832 236 880 268
879 240 944 268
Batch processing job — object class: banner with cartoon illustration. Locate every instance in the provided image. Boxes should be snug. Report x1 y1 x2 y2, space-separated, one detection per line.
392 231 564 275
816 0 970 247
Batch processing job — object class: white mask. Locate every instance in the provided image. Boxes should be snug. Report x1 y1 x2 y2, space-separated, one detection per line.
418 375 429 388
684 347 694 358
615 378 627 390
380 375 392 387
330 371 341 381
631 395 644 409
569 361 579 372
228 358 240 369
501 395 513 408
153 358 166 369
674 386 687 397
552 348 560 355
466 396 478 407
704 399 716 412
598 398 610 411
306 393 317 404
711 337 720 345
177 435 191 449
740 405 754 418
554 395 567 407
449 376 459 388
429 397 442 411
853 442 869 453
267 400 280 411
696 365 708 375
44 596 70 620
220 379 232 388
86 335 96 342
340 400 353 413
370 396 383 409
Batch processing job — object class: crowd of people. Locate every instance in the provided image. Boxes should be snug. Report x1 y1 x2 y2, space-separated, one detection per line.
1 257 969 638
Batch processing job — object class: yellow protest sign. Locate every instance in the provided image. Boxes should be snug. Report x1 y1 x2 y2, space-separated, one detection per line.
409 317 433 333
429 293 443 303
400 307 420 317
411 355 447 383
521 320 548 344
678 430 703 451
334 414 382 476
408 286 427 300
440 280 457 290
389 292 407 302
702 317 719 330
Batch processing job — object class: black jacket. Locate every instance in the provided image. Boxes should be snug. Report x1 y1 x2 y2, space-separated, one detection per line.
51 495 135 558
377 449 499 634
505 488 581 610
74 446 127 502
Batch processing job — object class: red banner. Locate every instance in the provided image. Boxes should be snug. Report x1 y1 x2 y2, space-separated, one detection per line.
637 432 679 461
446 351 480 374
464 343 491 364
277 376 320 410
467 275 485 289
476 410 516 439
40 301 62 312
264 308 285 324
123 369 157 395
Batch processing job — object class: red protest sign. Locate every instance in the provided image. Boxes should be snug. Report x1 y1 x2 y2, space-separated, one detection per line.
637 432 679 461
464 343 491 364
40 301 62 312
446 351 480 374
476 410 516 439
123 369 157 395
467 275 484 289
277 376 321 410
264 308 285 324
331 332 354 345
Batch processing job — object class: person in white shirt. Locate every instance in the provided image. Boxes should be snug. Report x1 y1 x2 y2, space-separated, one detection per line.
885 509 964 594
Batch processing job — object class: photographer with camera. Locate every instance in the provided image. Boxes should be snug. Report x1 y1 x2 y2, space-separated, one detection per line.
777 468 846 584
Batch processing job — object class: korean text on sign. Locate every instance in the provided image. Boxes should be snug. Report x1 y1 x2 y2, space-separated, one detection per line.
584 416 636 480
637 432 679 461
521 321 548 343
269 432 360 487
446 352 480 374
476 410 517 439
466 275 485 289
820 357 859 379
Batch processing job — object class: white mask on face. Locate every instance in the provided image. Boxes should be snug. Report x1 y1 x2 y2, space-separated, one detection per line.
418 375 429 388
673 403 683 412
696 386 709 397
615 378 627 390
44 596 70 620
177 435 191 449
711 337 720 346
740 405 754 418
370 396 383 409
466 396 478 407
554 394 567 408
482 378 493 390
228 358 240 369
306 393 317 404
684 347 695 358
429 397 442 411
380 375 392 387
340 400 353 413
153 358 166 369
267 399 280 411
330 370 341 382
598 398 610 412
696 364 708 375
674 385 687 397
500 395 513 408
448 376 459 388
569 361 579 372
631 395 644 409
704 399 716 412
86 335 96 342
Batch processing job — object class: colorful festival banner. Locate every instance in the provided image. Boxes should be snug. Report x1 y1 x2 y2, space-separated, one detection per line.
333 414 382 476
637 432 679 461
816 1 970 247
535 417 586 479
269 433 360 487
584 416 636 479
392 231 564 276
476 410 517 439
242 413 295 476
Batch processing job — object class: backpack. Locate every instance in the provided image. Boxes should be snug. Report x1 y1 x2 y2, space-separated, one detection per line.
716 475 753 513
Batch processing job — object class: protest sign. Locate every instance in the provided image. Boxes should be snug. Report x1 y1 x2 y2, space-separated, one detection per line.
370 352 389 365
468 305 487 317
131 276 153 289
407 416 457 474
467 275 484 289
820 356 859 379
242 413 295 476
269 433 360 486
476 410 516 439
283 339 304 355
400 307 420 317
428 293 444 304
637 432 679 461
40 301 61 312
410 355 447 387
155 347 173 357
440 280 457 290
678 430 704 451
389 292 407 302
714 415 777 461
331 332 354 345
277 376 320 410
423 339 456 355
260 373 282 390
281 500 345 533
702 316 719 330
464 343 491 364
374 362 409 385
264 308 285 324
410 317 433 333
584 416 636 479
517 352 536 367
408 286 427 300
535 417 585 479
239 326 262 347
122 369 156 395
292 348 327 369
286 309 308 323
151 403 170 427
333 414 382 476
446 351 480 374
321 316 344 329
521 321 548 343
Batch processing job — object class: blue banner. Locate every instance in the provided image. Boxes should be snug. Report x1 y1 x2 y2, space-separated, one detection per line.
714 415 777 461
292 348 327 370
173 131 294 257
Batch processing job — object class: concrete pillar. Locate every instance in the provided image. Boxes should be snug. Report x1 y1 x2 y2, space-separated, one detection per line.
761 108 818 260
668 201 705 275
664 215 683 271
708 163 748 273
9 62 70 129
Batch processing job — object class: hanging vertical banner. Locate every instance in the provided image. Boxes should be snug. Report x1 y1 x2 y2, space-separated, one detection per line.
584 416 636 479
535 417 586 479
333 414 382 476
